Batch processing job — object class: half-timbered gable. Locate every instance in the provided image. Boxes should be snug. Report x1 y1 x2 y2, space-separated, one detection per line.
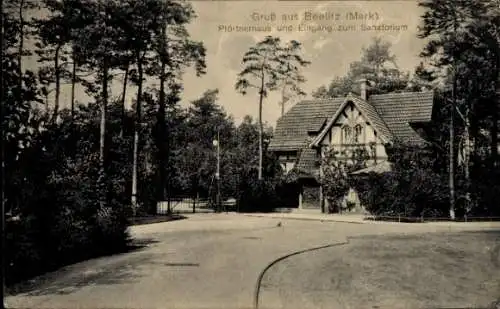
310 93 390 165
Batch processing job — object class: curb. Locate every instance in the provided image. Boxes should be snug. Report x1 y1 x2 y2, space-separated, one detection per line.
244 214 500 228
244 214 366 225
254 239 350 309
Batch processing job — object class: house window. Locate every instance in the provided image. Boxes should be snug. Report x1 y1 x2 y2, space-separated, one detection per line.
342 124 365 144
353 124 364 143
341 125 352 144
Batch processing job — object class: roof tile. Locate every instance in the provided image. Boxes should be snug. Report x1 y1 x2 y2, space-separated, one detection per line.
268 98 343 151
295 148 320 177
369 91 434 144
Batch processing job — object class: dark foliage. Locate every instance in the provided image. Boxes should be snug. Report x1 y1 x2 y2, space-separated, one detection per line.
237 178 280 213
5 108 131 285
353 143 449 218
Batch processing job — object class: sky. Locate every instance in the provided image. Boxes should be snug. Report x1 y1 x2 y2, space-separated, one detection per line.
26 0 427 129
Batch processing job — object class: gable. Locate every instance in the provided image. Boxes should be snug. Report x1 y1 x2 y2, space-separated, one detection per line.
327 101 383 146
311 93 393 147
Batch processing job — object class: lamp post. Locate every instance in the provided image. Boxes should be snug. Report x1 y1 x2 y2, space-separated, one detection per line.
212 129 221 213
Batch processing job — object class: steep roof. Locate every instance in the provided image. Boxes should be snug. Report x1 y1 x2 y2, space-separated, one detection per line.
268 98 343 151
369 91 434 144
269 91 434 152
295 148 320 177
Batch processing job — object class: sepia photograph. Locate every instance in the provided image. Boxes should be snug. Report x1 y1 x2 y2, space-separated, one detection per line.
1 0 500 308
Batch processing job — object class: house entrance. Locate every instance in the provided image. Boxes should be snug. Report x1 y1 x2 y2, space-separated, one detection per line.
276 182 300 208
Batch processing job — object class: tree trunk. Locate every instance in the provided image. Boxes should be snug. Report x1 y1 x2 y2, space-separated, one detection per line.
491 59 499 167
464 98 471 218
449 9 457 220
53 44 61 121
71 47 77 119
131 132 139 215
258 70 265 180
99 58 108 211
120 62 129 138
449 82 456 220
192 192 198 214
157 64 167 203
18 0 24 91
157 24 168 206
131 58 144 215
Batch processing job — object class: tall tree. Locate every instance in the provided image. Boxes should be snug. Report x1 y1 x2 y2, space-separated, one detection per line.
118 0 164 213
34 0 72 121
275 40 310 116
35 0 91 120
115 32 134 137
236 36 309 180
150 0 206 210
2 0 43 214
75 0 122 214
2 3 42 297
417 0 493 218
361 37 397 77
315 37 410 98
4 0 38 102
179 90 236 202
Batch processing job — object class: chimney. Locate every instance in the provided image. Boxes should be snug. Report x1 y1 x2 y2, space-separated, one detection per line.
358 78 367 100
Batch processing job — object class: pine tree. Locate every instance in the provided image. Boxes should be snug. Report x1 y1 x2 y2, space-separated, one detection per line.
236 36 309 179
74 0 123 214
417 0 497 218
315 37 410 98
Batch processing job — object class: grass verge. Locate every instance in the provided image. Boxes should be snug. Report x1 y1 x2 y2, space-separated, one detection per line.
262 230 500 309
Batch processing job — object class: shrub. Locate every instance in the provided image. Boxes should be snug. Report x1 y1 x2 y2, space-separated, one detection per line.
468 167 500 217
351 173 393 215
5 125 130 285
274 179 301 208
352 143 449 218
238 178 279 213
321 147 367 213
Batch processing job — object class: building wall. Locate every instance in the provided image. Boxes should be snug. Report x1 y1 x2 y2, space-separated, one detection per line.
277 151 298 173
317 102 389 213
282 161 295 173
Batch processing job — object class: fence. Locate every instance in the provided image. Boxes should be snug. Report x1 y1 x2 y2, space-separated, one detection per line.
156 196 238 214
364 215 500 223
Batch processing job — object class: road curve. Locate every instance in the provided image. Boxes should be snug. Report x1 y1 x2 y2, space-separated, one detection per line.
7 214 499 309
6 214 346 309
